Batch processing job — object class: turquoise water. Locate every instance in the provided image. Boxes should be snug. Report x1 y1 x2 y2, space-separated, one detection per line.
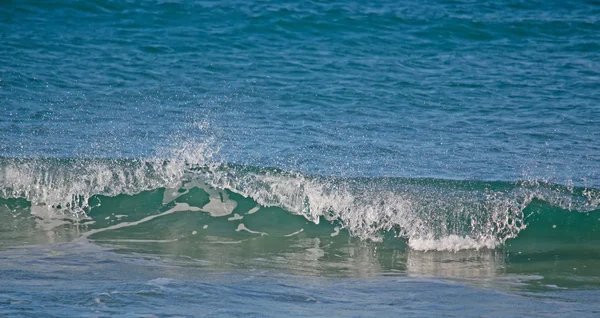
2 0 600 316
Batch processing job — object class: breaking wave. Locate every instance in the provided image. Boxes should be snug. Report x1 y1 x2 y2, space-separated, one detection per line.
0 141 598 252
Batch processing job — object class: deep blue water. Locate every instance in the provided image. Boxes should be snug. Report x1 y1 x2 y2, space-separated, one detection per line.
1 0 600 316
3 0 599 182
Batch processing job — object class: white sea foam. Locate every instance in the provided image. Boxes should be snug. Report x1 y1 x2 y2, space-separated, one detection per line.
227 213 243 221
80 202 201 239
247 205 260 214
235 223 268 236
408 235 499 252
284 228 304 237
330 226 340 237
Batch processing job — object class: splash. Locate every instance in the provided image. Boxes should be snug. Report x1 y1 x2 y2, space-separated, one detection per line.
0 122 217 216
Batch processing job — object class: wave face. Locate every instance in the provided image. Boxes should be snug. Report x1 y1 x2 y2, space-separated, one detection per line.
1 150 598 252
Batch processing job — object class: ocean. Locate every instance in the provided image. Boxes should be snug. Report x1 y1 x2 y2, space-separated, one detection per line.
1 0 600 316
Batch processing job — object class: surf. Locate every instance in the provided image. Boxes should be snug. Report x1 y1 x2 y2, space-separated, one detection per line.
1 150 598 253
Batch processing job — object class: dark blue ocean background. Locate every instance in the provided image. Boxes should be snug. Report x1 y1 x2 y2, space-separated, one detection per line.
3 0 599 184
1 0 600 316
